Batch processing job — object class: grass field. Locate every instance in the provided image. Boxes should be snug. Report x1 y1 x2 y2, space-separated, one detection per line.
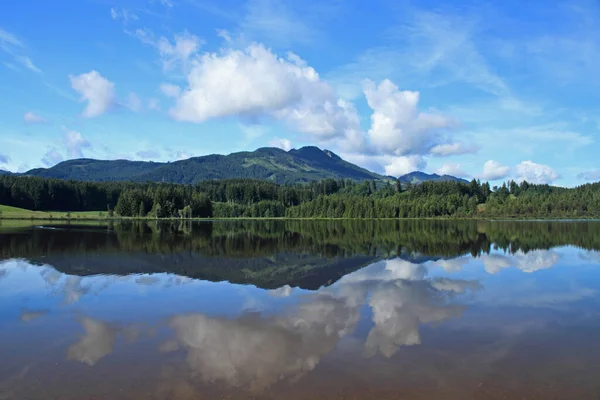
0 205 109 220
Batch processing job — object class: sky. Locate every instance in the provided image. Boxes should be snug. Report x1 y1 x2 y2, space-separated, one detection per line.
1 0 599 186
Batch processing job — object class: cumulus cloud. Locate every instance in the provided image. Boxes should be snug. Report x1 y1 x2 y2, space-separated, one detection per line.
436 163 466 177
269 137 292 151
138 39 463 170
364 79 455 156
515 161 559 184
23 111 48 124
383 155 427 177
69 70 116 118
63 128 92 158
171 44 323 121
480 160 510 181
430 142 478 156
163 45 361 153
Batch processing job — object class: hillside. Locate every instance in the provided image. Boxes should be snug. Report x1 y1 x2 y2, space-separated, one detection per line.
21 146 468 185
0 170 10 175
24 146 384 184
399 171 468 185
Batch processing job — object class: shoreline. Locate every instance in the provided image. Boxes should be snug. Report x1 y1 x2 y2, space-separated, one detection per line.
1 216 599 222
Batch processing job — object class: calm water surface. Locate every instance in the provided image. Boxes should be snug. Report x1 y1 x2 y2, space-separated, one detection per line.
1 220 600 399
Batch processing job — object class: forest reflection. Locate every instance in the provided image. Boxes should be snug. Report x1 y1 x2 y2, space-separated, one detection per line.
1 219 599 289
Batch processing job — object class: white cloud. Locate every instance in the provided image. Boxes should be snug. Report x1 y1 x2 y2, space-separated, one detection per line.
578 170 600 182
269 137 292 151
0 28 22 47
134 29 203 71
125 92 143 112
480 160 510 181
42 148 64 166
171 44 321 122
169 43 455 164
383 155 427 177
109 7 138 24
436 163 466 177
16 55 41 73
63 127 92 158
23 111 47 124
364 79 454 156
0 28 41 73
430 142 478 156
157 31 203 71
69 70 116 118
216 29 232 43
515 161 559 184
160 83 181 97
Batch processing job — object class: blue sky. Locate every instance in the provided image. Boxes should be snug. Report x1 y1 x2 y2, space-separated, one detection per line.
1 0 599 186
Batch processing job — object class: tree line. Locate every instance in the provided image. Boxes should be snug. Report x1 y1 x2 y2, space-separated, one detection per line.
1 174 600 219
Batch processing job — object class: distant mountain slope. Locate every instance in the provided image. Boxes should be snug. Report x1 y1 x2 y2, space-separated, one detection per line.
399 171 468 184
20 146 467 185
0 170 11 175
24 146 384 184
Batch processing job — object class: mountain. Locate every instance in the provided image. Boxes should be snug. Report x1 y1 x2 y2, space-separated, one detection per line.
24 146 384 184
19 146 467 185
399 171 468 185
0 170 11 175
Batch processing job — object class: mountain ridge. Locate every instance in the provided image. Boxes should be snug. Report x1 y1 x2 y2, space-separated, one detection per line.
20 146 467 184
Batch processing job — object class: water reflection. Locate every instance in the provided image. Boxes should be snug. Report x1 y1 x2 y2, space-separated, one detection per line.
2 221 600 399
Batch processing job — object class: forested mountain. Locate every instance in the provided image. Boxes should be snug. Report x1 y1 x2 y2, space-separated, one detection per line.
400 171 468 184
0 170 10 175
21 146 465 184
24 146 384 184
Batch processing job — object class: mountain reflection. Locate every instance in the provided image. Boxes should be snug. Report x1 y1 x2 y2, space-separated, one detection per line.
1 220 600 290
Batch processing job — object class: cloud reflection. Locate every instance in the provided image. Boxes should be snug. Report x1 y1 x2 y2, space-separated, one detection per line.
167 257 480 391
481 250 560 274
67 317 118 366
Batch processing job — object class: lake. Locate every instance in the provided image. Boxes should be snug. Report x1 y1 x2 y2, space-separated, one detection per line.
1 220 600 399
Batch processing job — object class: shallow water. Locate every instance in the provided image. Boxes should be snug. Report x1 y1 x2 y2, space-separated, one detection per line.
1 220 600 399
